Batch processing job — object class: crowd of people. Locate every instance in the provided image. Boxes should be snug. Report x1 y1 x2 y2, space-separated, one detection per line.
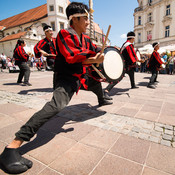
135 52 175 75
0 1 175 174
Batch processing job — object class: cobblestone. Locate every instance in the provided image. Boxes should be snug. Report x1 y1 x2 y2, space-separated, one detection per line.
1 89 175 148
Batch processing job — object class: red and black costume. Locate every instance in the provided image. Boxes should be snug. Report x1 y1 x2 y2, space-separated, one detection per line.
14 26 109 143
54 26 101 92
14 46 29 64
147 50 163 85
120 40 138 88
13 45 30 84
147 50 163 71
34 37 57 70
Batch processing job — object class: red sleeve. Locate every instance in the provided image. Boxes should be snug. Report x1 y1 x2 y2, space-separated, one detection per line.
17 46 29 61
153 51 163 65
56 29 96 64
126 44 138 63
34 40 46 58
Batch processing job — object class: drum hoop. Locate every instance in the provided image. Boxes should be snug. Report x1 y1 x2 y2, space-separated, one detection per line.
101 46 125 83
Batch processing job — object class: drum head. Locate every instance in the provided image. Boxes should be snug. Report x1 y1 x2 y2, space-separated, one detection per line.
101 47 125 83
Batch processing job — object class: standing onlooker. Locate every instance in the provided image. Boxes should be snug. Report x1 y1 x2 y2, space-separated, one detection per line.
1 53 7 69
13 39 32 86
168 55 175 75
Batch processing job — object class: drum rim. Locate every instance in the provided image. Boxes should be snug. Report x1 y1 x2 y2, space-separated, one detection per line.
101 46 125 83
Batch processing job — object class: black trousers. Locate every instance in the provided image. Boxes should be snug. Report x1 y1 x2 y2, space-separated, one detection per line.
105 82 118 92
149 69 158 85
127 68 135 88
17 62 30 83
15 77 104 141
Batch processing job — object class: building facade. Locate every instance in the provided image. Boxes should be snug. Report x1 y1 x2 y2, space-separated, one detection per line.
134 0 175 48
0 0 106 57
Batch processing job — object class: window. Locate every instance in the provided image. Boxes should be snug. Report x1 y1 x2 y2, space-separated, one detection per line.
165 25 170 37
11 31 15 34
51 22 55 31
138 33 141 43
138 16 141 25
148 13 152 22
148 0 152 5
59 6 63 13
166 5 170 16
60 22 64 30
49 5 54 12
147 31 152 41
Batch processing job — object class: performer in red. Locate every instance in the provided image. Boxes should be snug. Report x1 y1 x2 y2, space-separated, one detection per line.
120 31 139 89
14 39 32 86
34 25 57 71
0 2 112 174
147 42 165 89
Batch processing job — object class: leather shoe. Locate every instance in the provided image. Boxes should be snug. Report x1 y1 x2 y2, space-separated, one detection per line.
147 84 156 89
99 99 113 107
103 91 113 100
131 86 139 89
23 82 32 86
0 147 32 174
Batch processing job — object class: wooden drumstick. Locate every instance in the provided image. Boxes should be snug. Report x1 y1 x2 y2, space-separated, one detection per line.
96 25 111 67
100 25 111 54
91 25 111 80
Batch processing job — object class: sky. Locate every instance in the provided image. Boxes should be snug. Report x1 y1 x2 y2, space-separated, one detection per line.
0 0 138 47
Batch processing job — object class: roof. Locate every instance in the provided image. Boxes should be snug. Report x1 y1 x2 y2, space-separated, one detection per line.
0 4 47 30
0 26 6 31
0 31 26 42
93 23 103 34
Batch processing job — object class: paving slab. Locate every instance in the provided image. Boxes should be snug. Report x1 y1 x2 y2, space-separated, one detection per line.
0 70 175 175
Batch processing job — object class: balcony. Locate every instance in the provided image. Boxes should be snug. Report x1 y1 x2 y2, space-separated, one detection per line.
162 14 172 23
134 7 143 13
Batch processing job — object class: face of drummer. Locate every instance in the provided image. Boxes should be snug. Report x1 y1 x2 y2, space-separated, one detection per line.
45 29 54 39
21 42 26 47
154 44 160 51
72 16 89 35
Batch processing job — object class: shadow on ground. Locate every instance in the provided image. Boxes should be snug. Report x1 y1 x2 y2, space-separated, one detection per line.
19 103 106 155
18 88 53 94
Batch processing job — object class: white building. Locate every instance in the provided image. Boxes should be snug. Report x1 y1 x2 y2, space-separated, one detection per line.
134 0 175 48
0 0 105 57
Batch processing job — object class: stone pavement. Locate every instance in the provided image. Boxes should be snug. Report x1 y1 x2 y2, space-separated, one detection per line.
0 69 175 175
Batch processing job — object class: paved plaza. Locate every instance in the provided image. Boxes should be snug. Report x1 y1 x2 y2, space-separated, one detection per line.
0 68 175 175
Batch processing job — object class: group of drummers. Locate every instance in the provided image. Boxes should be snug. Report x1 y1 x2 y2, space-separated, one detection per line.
0 2 166 174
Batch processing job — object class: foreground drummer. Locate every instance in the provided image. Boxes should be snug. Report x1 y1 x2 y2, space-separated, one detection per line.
120 31 139 89
0 2 112 174
147 42 165 89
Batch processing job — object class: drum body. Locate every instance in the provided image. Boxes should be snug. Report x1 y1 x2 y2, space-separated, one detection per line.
161 58 166 68
136 50 141 66
90 46 125 83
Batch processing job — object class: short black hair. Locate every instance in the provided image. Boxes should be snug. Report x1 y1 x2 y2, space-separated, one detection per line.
43 25 52 31
66 2 89 25
127 31 135 39
152 42 159 48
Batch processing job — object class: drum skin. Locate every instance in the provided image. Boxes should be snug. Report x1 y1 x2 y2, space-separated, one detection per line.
99 46 125 83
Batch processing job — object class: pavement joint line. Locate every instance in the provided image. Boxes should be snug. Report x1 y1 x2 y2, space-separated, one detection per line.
1 90 175 148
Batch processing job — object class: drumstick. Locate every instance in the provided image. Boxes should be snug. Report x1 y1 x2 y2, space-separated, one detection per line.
100 25 111 54
96 25 111 68
91 25 111 80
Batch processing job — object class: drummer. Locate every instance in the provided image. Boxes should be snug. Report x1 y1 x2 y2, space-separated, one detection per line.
147 42 166 89
120 31 139 89
0 2 112 174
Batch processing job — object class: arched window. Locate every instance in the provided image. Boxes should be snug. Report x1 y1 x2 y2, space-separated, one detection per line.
11 31 15 34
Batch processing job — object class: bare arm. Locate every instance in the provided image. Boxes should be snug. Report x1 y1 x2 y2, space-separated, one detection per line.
39 50 56 57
